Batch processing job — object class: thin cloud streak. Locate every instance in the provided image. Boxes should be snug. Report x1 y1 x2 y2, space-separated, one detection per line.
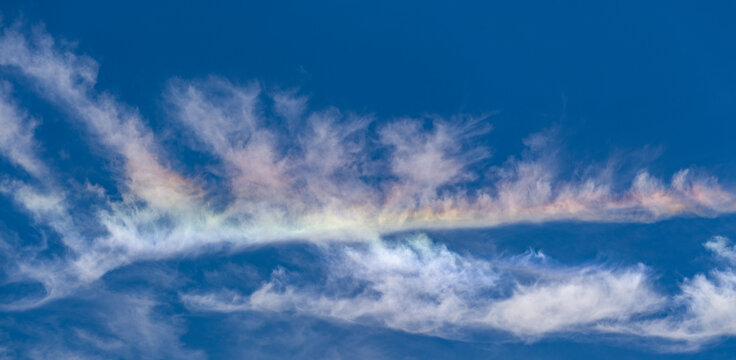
0 82 46 178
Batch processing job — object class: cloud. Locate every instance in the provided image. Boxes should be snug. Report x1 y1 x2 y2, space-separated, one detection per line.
183 235 736 351
0 290 204 360
0 82 45 178
598 236 736 350
162 76 736 234
0 22 735 316
182 234 663 339
703 235 736 264
483 267 660 336
0 23 200 210
1 20 736 357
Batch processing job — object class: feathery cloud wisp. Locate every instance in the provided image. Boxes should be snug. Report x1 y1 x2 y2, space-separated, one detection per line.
0 24 735 309
0 24 735 355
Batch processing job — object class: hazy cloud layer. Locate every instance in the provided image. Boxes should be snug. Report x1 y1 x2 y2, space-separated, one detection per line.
0 291 204 360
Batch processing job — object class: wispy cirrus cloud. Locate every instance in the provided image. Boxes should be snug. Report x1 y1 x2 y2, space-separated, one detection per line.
182 234 663 339
0 22 735 357
0 82 46 178
0 23 735 309
597 236 736 351
184 235 736 351
0 290 204 360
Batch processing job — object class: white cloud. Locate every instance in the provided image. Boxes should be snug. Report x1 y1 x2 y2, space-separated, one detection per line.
599 236 736 350
0 24 200 211
704 235 736 265
484 267 661 336
183 236 736 351
0 23 736 319
183 235 662 339
1 20 736 356
0 82 45 178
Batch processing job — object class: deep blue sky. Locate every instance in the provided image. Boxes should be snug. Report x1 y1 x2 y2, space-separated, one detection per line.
2 1 736 359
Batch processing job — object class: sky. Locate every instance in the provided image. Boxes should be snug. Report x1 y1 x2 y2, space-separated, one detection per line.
1 1 736 359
